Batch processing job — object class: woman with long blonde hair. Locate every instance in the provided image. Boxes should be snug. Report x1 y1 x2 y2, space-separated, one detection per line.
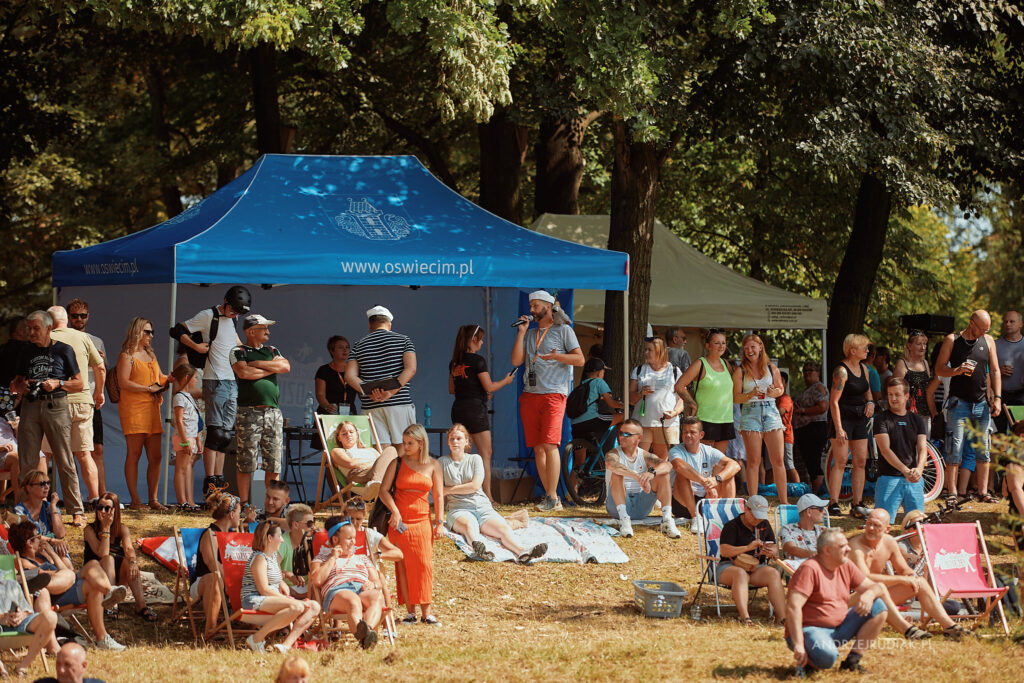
117 316 168 510
732 334 789 505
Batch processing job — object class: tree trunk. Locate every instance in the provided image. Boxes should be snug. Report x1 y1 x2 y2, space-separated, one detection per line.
216 163 239 189
145 62 182 217
826 171 892 368
534 111 600 217
602 121 661 393
250 41 283 155
477 109 528 223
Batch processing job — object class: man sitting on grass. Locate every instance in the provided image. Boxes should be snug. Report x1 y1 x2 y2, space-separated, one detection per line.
668 417 740 531
604 419 680 538
786 528 888 673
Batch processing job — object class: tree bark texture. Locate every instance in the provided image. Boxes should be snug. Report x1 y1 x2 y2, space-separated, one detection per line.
602 121 661 392
144 61 182 218
825 171 892 369
250 41 283 155
477 109 528 223
533 111 600 217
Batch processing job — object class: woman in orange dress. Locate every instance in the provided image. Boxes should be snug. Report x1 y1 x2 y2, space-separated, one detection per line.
377 423 444 625
116 317 168 510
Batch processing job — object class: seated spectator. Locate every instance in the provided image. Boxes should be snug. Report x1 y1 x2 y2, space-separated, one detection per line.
14 470 66 542
278 504 314 592
896 509 927 570
849 508 967 638
8 521 126 651
239 520 321 653
785 528 889 673
329 420 398 499
0 416 21 502
604 419 680 539
872 377 928 521
669 417 741 528
0 577 58 679
570 358 623 444
275 653 311 683
310 518 384 649
245 479 290 527
83 492 156 622
441 424 547 563
779 494 830 569
344 498 403 561
716 495 785 625
191 492 241 640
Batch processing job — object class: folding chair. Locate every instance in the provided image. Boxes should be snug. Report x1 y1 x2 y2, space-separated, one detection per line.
170 527 206 643
773 504 831 558
314 414 384 513
916 521 1010 635
205 531 283 649
691 498 763 616
0 554 48 674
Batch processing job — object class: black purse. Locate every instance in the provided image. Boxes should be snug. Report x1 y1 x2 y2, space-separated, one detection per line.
368 457 401 534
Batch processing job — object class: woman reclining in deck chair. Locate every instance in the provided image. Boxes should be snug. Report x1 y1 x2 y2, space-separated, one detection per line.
329 421 398 500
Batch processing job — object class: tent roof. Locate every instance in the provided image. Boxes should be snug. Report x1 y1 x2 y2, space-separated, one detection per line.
529 214 827 329
53 156 628 291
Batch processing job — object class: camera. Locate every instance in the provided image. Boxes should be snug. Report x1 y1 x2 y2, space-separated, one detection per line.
26 382 44 400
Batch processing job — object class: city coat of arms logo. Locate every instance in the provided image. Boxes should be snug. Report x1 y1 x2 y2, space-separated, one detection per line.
335 198 411 240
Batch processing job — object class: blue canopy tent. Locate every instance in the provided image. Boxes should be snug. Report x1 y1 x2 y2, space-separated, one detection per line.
52 155 630 504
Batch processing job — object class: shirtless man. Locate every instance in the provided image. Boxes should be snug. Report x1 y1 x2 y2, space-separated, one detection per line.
849 508 968 639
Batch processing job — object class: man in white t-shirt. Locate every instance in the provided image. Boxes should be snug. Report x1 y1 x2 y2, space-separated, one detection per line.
604 418 680 538
669 417 740 528
173 285 249 498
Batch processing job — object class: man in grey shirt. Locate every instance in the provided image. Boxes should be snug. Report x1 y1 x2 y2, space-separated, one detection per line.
995 309 1024 432
666 326 691 373
511 290 584 511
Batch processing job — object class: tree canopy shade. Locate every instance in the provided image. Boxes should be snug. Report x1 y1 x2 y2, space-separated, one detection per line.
52 155 629 290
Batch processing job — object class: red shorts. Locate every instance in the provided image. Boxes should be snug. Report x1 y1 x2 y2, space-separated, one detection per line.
519 392 566 448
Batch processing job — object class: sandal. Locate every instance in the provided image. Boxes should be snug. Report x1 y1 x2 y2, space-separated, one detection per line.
149 500 168 511
137 606 159 622
943 623 970 639
904 625 931 640
979 493 999 504
739 617 755 627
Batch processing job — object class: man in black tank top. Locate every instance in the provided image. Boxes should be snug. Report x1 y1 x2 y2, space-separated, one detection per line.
934 309 1002 503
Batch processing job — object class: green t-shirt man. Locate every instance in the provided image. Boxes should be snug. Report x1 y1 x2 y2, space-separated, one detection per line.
230 344 282 407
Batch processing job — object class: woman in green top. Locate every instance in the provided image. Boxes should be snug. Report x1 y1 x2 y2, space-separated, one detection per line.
676 330 735 453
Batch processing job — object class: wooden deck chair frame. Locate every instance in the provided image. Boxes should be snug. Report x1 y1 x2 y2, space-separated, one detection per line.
205 531 280 650
171 527 203 643
0 554 48 674
916 520 1010 635
314 414 383 513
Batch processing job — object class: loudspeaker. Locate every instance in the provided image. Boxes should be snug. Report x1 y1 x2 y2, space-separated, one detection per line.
899 314 955 335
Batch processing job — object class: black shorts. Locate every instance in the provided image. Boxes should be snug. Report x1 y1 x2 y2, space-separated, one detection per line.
828 416 870 441
571 417 609 444
451 399 489 434
93 406 104 446
701 420 735 442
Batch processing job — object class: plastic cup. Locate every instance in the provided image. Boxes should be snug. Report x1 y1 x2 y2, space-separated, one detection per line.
964 359 977 376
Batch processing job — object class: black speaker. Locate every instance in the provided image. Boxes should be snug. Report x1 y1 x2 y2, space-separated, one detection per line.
899 314 955 335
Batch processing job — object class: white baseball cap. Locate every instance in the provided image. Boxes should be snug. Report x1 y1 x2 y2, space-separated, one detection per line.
797 493 829 513
366 305 393 321
242 314 275 330
528 290 555 304
747 495 770 520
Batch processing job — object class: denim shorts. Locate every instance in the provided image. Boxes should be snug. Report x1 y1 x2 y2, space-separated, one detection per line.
0 612 38 634
241 592 269 611
945 396 991 465
786 600 887 670
203 378 237 429
740 401 784 433
322 581 363 612
55 578 87 607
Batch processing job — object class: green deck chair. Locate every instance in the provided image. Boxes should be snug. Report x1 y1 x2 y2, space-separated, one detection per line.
314 414 384 512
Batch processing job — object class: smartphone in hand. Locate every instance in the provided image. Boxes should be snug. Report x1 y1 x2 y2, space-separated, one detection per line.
396 521 408 534
508 368 520 379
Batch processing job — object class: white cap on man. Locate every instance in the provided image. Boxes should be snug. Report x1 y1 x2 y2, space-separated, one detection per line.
366 305 393 321
528 290 555 304
747 495 770 520
242 314 276 330
797 493 830 513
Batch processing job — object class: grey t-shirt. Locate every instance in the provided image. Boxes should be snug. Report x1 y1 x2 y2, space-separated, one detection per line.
995 337 1024 393
523 324 580 396
668 347 691 373
667 443 725 497
86 332 106 393
440 453 490 513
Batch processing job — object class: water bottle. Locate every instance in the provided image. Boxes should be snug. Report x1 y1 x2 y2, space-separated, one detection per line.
690 603 701 621
304 391 315 428
638 397 646 417
424 402 432 428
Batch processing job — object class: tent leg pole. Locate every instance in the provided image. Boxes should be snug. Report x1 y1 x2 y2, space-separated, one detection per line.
161 283 178 505
622 288 629 410
821 329 827 380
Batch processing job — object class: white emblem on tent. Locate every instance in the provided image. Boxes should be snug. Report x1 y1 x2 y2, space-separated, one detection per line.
335 198 410 241
932 548 973 572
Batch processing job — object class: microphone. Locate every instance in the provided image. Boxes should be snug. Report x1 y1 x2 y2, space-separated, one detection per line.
511 319 529 328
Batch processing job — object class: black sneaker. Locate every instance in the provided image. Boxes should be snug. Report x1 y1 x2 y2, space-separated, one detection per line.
839 658 866 673
827 503 842 516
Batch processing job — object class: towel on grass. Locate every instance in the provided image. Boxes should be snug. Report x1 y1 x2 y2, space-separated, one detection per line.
445 517 628 564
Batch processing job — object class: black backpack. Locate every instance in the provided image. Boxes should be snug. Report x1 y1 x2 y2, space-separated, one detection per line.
566 378 597 420
169 307 220 369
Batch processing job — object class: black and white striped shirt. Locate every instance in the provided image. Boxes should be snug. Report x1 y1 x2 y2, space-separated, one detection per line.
351 329 416 408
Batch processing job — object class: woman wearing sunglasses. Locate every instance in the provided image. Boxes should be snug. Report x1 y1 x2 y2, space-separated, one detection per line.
116 316 169 510
83 492 156 621
13 470 67 543
278 503 316 590
628 337 686 460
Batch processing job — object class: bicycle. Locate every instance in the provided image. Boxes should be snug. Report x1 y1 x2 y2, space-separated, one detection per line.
561 421 620 506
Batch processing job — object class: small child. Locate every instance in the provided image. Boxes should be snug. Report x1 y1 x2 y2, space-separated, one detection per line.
171 364 201 510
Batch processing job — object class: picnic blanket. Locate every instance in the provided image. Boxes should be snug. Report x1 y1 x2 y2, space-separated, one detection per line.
445 517 628 564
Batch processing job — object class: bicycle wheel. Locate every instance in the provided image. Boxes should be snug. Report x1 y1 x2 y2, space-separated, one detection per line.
561 438 607 507
922 442 946 503
824 448 854 502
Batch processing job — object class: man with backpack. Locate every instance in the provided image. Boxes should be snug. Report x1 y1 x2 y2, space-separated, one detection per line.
171 285 250 499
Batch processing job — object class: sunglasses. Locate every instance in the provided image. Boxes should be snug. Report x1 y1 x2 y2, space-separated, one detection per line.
142 329 155 336
303 519 316 528
29 480 50 487
618 431 641 438
97 505 114 512
345 500 366 511
69 313 89 320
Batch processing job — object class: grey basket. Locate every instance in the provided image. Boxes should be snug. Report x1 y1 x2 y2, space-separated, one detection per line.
633 579 688 618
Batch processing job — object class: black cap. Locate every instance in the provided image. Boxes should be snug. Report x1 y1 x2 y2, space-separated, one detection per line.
225 285 251 315
583 358 607 374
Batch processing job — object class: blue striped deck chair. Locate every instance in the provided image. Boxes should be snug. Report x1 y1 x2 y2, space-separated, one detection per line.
773 504 830 577
692 497 746 616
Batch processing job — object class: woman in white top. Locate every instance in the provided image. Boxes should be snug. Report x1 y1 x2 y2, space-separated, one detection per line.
329 420 398 496
628 338 685 459
732 334 789 505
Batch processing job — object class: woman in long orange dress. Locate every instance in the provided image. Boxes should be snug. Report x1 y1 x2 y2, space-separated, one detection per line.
377 423 444 625
116 317 168 510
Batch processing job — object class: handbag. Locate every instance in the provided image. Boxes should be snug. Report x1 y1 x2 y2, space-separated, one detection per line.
368 457 402 534
732 553 760 572
105 356 131 404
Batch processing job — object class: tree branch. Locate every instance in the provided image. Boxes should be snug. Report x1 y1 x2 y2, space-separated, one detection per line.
372 108 460 193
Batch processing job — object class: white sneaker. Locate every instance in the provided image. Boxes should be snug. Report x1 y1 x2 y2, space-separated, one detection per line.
246 634 266 652
95 634 126 651
102 585 128 610
359 480 382 500
661 517 681 539
690 516 705 535
619 517 634 538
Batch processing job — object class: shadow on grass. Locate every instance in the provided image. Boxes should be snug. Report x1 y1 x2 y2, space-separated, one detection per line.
523 601 638 622
711 664 799 680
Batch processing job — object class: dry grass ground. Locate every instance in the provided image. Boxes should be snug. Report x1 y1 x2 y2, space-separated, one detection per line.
6 498 1022 682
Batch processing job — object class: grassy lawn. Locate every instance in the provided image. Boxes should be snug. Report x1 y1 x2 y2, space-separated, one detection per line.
8 498 1021 682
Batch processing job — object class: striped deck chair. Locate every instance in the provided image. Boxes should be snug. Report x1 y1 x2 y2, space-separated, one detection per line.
314 414 384 512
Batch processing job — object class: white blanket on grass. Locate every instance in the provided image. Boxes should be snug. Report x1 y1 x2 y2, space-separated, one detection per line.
445 517 628 564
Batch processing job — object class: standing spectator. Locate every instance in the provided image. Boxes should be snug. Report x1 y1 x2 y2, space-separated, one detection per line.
170 364 201 510
510 291 584 512
448 324 516 500
676 330 735 454
172 285 249 499
314 335 358 416
47 306 104 523
827 334 875 518
377 424 444 625
569 358 623 445
0 318 30 414
994 310 1024 433
11 311 83 520
66 298 110 497
865 344 883 404
770 370 799 484
873 346 892 383
793 362 829 494
346 306 417 448
872 377 928 521
925 342 949 441
665 326 691 373
116 317 168 510
892 330 932 431
230 314 290 507
628 338 685 461
732 334 789 505
934 309 1001 503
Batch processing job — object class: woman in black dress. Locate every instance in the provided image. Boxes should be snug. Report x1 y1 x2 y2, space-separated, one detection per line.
315 335 359 416
449 324 516 500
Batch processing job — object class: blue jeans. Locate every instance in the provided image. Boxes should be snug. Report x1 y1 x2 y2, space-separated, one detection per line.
945 396 991 465
605 489 659 519
874 475 924 521
787 600 887 669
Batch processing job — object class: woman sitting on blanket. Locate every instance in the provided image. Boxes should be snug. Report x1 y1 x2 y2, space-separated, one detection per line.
329 420 398 499
310 518 384 650
239 520 321 653
441 424 547 564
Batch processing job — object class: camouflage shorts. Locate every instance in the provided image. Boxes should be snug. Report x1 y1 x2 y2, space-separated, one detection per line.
235 406 283 474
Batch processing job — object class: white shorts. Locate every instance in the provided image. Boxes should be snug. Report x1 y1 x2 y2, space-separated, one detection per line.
366 404 417 445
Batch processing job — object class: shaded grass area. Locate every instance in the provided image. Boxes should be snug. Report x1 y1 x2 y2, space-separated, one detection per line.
7 498 1022 681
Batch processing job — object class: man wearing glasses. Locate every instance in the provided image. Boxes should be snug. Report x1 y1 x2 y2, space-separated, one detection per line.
604 418 681 538
10 311 84 519
66 298 111 496
666 326 691 373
